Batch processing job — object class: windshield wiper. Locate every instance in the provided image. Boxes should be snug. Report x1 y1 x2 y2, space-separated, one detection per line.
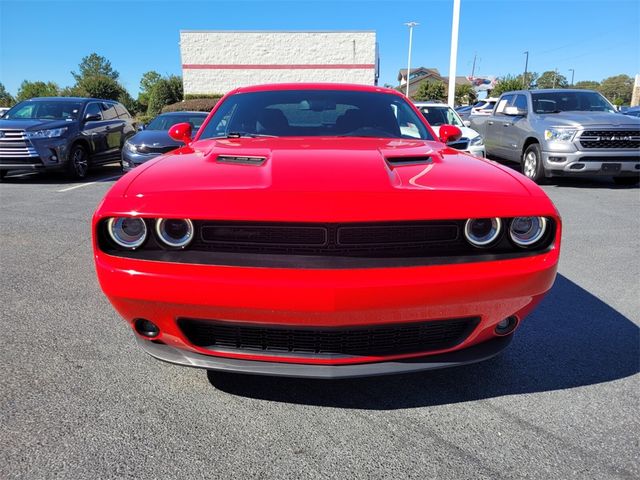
225 131 277 138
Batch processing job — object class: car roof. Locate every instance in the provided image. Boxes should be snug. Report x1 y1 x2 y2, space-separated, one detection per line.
413 102 452 107
159 111 208 116
21 97 117 103
232 83 403 96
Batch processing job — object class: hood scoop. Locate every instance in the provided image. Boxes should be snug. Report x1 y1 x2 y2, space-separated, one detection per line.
216 155 266 165
385 155 433 167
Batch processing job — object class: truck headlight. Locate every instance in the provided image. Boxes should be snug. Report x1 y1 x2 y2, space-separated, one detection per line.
469 135 484 146
544 128 576 142
25 127 68 139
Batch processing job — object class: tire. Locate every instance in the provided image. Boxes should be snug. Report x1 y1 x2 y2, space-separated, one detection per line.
67 144 89 179
0 170 7 181
613 176 639 186
522 143 545 183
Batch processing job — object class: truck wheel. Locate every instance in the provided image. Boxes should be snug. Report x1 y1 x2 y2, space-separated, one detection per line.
67 144 89 179
613 176 639 186
522 143 545 183
0 170 7 181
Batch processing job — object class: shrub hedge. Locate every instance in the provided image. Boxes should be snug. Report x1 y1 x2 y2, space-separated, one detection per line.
162 97 222 113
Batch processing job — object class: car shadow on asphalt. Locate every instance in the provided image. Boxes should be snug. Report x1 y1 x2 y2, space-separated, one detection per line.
208 274 639 409
0 164 122 185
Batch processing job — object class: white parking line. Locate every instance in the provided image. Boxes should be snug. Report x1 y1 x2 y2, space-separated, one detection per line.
56 175 122 193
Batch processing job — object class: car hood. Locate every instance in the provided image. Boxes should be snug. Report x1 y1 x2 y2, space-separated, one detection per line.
431 125 481 140
128 130 182 147
539 111 640 128
0 119 73 130
102 137 554 222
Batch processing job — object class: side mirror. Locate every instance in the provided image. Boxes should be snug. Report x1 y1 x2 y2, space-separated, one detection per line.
463 120 471 127
84 113 101 122
439 125 463 144
504 106 527 116
168 122 193 144
137 124 145 131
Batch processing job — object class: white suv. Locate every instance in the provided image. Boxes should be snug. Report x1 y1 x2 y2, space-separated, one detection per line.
415 102 486 158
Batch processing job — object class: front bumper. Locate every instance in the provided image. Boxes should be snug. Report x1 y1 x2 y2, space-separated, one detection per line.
0 138 69 172
137 333 513 378
542 150 640 177
121 149 161 172
465 145 486 158
96 246 559 374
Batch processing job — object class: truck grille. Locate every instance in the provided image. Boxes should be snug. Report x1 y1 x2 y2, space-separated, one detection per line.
579 130 640 149
177 317 480 357
0 130 38 158
448 137 470 150
137 144 178 154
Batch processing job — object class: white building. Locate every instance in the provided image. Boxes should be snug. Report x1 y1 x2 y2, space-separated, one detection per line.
180 31 379 95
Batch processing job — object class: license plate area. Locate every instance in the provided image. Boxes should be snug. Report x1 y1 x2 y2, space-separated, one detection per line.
601 163 621 172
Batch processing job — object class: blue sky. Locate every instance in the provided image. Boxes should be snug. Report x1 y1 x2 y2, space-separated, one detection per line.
1 0 639 96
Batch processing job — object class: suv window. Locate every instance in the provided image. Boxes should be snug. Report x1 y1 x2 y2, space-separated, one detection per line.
85 102 103 120
513 95 528 111
114 103 131 119
495 95 515 114
101 103 118 120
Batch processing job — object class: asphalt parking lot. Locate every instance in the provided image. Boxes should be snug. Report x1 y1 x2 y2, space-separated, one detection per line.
1 167 638 479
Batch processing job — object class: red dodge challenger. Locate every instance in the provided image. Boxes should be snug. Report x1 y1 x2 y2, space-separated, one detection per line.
93 83 561 378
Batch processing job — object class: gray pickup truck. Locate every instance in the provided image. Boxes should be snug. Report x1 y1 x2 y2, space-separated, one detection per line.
470 89 640 185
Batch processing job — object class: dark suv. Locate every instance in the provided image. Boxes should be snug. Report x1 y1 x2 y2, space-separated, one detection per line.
0 97 136 179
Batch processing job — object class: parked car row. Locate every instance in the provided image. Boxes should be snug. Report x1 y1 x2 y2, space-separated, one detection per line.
0 97 208 180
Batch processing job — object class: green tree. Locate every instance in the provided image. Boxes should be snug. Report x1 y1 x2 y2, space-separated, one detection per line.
536 70 568 89
147 75 183 116
117 90 139 114
76 75 123 100
16 80 60 101
454 83 477 105
413 81 446 102
491 75 525 97
598 74 633 105
71 53 119 82
0 82 15 107
520 72 538 90
137 70 162 112
574 80 600 90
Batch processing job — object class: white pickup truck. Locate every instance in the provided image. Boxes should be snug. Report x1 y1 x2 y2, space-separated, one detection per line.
470 89 640 185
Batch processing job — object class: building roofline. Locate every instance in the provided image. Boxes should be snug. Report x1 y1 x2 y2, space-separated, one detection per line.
180 29 376 33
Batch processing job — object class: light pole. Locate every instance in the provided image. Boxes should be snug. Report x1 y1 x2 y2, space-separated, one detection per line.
553 68 559 88
404 21 419 98
569 68 575 86
523 51 529 89
447 0 461 107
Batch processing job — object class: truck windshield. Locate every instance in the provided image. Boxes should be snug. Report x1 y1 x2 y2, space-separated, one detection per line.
4 101 83 120
198 90 434 140
531 91 616 114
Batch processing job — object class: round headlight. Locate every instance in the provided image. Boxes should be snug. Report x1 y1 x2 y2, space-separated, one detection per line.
464 218 502 247
107 217 147 249
155 218 194 248
509 217 547 246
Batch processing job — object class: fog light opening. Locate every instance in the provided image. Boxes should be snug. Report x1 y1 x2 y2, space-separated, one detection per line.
569 163 585 170
134 318 160 338
494 316 519 336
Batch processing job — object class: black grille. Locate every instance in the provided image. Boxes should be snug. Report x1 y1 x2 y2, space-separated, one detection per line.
579 130 640 149
194 221 461 257
177 317 480 357
448 138 470 150
578 156 640 162
137 145 178 154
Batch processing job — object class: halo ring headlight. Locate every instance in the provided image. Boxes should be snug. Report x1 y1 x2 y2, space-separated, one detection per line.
155 218 194 248
107 217 147 249
464 218 502 247
510 217 547 247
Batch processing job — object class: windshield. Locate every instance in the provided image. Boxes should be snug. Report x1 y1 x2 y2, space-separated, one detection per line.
198 90 434 140
419 106 464 127
147 113 207 131
4 100 83 120
531 91 616 114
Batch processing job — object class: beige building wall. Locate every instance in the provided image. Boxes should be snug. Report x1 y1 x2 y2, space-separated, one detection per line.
180 31 378 95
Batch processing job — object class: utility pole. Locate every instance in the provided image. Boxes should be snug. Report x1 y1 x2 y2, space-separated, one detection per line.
471 52 477 79
569 68 575 86
523 51 529 89
553 68 558 88
404 22 419 98
447 0 461 107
